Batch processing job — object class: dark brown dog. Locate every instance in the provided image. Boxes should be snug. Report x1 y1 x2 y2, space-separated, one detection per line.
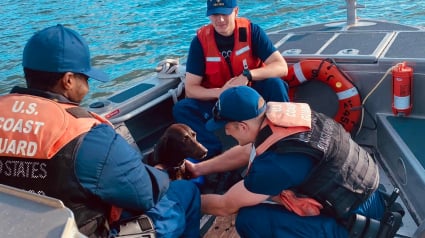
145 123 208 180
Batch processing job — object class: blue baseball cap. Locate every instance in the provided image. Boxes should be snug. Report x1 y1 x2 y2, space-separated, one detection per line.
22 24 110 82
206 86 266 131
206 0 237 16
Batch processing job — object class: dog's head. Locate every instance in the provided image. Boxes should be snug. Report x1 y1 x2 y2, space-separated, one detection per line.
152 123 208 179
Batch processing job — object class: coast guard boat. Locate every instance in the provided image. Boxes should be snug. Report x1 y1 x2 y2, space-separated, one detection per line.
1 0 424 237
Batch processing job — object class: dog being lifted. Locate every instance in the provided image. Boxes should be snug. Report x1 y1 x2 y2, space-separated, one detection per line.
145 123 208 180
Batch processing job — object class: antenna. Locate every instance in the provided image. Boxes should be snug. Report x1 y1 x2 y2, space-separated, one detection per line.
345 0 365 26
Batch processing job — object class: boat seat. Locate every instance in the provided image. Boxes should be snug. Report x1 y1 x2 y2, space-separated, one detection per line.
376 113 425 224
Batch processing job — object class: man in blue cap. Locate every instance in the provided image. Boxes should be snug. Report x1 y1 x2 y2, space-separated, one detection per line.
0 24 200 238
172 0 289 165
186 86 401 237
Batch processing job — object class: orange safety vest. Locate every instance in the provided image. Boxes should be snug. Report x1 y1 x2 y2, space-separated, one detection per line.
0 93 122 231
255 102 312 155
0 94 109 159
197 17 262 88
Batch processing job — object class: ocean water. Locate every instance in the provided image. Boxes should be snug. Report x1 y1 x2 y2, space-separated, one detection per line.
1 0 425 106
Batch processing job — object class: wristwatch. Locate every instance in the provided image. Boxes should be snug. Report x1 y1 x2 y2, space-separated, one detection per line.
243 69 253 82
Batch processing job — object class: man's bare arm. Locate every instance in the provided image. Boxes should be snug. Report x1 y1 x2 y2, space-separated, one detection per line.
249 51 288 81
184 72 222 100
186 144 251 178
201 180 269 216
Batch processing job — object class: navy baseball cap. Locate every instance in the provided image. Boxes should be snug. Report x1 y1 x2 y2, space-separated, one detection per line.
22 24 110 82
206 0 237 16
206 86 266 131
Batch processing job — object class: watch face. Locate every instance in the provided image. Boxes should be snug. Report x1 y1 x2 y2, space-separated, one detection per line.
243 69 252 81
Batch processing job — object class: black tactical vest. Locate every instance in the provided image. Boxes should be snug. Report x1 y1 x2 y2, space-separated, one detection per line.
256 111 379 218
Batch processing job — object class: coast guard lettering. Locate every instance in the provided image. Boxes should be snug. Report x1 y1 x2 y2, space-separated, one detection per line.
0 100 45 157
0 94 102 195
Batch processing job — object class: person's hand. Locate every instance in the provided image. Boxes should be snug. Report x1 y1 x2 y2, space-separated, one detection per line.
229 74 249 86
222 75 249 92
184 159 200 178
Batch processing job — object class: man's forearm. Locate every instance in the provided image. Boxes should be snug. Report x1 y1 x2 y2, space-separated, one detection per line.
198 144 250 175
201 180 270 216
201 194 236 216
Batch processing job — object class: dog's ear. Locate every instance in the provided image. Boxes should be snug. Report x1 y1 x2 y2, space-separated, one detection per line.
154 135 168 162
157 135 168 152
144 150 155 166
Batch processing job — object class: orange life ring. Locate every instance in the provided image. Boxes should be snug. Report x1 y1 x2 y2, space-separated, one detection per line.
283 59 361 132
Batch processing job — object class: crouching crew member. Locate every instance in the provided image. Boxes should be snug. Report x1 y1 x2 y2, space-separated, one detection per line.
186 86 403 237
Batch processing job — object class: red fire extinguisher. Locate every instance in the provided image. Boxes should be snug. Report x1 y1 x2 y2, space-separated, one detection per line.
392 62 413 116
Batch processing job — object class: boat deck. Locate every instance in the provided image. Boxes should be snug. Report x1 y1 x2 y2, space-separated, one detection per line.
84 17 425 237
203 214 239 238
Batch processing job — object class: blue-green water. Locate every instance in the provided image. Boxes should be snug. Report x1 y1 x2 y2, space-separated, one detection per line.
1 0 425 106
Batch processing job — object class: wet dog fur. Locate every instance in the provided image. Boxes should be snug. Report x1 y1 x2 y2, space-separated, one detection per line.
145 123 208 180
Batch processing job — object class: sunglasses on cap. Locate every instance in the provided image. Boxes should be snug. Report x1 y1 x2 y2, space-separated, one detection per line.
212 99 235 122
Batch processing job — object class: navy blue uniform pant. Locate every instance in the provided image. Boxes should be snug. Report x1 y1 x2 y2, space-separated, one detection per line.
235 190 385 238
145 180 201 238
